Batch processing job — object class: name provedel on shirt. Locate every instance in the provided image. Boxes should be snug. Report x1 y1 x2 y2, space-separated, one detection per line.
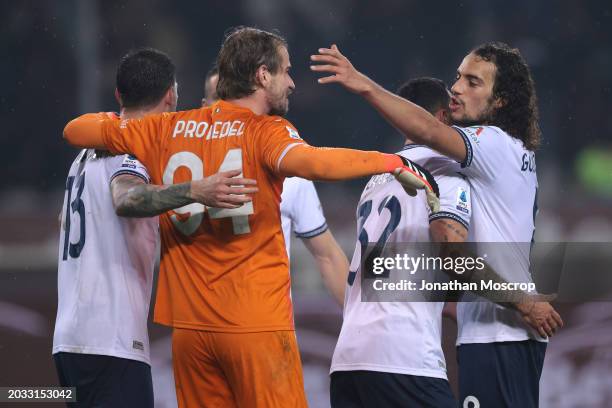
172 120 245 140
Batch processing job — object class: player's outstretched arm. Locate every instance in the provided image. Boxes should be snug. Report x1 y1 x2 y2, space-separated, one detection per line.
302 230 349 306
279 144 439 211
63 113 109 149
111 169 258 217
310 45 466 163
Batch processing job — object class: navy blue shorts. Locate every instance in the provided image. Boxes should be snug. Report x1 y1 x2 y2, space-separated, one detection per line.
457 340 547 408
53 352 153 408
330 370 456 408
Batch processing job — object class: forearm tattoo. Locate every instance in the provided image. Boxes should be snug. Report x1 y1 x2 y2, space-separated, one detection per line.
113 177 192 217
437 221 525 304
442 221 468 241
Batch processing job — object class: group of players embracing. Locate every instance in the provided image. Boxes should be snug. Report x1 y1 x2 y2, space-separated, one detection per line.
56 26 562 408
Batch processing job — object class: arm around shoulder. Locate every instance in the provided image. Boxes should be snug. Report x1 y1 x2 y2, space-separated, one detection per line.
310 45 467 163
362 85 468 163
63 113 110 149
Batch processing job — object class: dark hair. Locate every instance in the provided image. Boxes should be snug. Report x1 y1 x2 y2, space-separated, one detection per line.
205 64 219 84
216 27 287 100
472 42 541 151
204 64 219 100
396 77 450 115
116 47 176 108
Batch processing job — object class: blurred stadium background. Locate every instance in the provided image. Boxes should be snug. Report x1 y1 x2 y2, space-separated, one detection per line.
1 1 612 407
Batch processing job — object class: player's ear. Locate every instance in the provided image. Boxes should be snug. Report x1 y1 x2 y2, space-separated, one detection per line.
436 108 450 125
255 65 270 88
163 83 178 109
114 88 122 107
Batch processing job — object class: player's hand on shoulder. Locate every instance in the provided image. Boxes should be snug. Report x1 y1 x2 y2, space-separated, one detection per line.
393 156 440 212
517 298 564 338
310 44 373 95
189 169 258 209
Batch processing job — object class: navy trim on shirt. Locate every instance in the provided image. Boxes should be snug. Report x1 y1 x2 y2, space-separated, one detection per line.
401 144 427 151
452 126 473 168
429 211 469 231
296 222 328 239
109 170 150 184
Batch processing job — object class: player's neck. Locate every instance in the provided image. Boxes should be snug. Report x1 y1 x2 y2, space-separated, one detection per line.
120 106 162 120
225 93 268 116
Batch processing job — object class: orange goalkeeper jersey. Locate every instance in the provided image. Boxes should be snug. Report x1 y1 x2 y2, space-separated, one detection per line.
101 100 306 332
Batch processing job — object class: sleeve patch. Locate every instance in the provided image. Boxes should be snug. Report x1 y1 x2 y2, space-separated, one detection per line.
455 186 471 215
111 155 151 183
286 126 302 140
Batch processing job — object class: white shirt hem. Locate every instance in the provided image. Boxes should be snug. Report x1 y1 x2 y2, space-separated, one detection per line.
330 363 447 380
456 333 548 346
52 345 150 365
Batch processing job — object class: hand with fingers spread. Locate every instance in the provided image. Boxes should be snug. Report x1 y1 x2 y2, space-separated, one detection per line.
310 44 374 94
189 169 258 209
517 299 564 338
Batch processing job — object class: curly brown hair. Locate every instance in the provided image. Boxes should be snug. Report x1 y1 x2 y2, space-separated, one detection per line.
472 42 541 151
216 27 287 100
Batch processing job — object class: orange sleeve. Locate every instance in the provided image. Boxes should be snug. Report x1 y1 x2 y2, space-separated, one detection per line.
100 113 167 166
258 118 307 173
63 112 110 149
64 111 167 168
279 144 403 181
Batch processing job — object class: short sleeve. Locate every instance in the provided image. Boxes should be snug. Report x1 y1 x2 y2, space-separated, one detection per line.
109 155 151 184
428 173 471 231
289 178 328 239
258 117 306 173
101 112 170 169
452 125 507 181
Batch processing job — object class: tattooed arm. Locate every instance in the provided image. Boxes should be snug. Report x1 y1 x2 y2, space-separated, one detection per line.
429 219 562 337
429 218 523 298
111 169 258 218
429 219 468 243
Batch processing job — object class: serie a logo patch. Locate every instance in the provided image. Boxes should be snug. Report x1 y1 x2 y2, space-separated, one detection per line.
456 187 470 214
286 126 302 140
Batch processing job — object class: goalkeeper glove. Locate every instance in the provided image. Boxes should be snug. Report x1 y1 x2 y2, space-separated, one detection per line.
393 156 440 212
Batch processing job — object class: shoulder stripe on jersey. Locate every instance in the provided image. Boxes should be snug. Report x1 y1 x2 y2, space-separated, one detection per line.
276 142 303 172
452 126 473 168
400 144 427 151
429 211 469 230
109 170 150 184
295 222 328 239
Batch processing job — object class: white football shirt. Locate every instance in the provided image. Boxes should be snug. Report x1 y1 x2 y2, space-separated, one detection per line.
453 125 544 345
330 146 471 379
53 150 159 365
280 177 328 256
